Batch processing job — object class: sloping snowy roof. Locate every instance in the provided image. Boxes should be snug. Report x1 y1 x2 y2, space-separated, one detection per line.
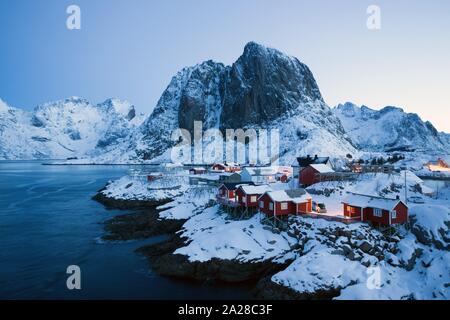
263 189 311 204
243 166 278 176
342 192 406 211
297 156 329 167
239 185 272 195
310 164 335 173
190 167 206 171
220 182 254 190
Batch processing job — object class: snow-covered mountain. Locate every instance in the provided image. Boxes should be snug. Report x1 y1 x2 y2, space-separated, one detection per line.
334 102 449 153
3 43 449 164
0 97 142 160
103 42 357 164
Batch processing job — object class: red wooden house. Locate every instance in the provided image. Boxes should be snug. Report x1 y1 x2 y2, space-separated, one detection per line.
342 193 408 226
212 162 241 173
299 164 335 186
212 163 227 172
235 185 272 208
258 189 312 217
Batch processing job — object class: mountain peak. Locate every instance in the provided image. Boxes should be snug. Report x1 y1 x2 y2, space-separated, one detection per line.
0 98 10 113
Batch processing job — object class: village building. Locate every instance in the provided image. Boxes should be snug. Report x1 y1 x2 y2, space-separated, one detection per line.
424 158 450 172
299 164 335 187
342 192 408 226
292 155 330 178
218 172 242 183
350 163 394 174
211 162 241 173
258 189 312 217
189 167 207 175
240 167 278 184
235 185 272 208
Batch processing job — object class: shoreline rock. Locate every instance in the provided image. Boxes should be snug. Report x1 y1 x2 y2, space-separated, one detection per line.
92 188 172 210
93 187 184 240
254 277 342 300
137 235 290 284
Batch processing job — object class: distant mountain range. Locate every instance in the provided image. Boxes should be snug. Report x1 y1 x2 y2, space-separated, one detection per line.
1 42 449 163
0 97 143 160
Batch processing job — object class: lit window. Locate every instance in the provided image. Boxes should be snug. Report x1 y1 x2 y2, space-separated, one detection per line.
251 196 257 203
281 202 288 210
242 196 246 203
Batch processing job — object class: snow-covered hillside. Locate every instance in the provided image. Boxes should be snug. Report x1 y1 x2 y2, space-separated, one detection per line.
334 102 449 153
0 97 142 160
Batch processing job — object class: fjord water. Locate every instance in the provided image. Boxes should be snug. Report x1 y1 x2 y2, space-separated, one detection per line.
0 161 251 299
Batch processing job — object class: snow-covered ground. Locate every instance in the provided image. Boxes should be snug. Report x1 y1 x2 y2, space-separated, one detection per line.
101 170 449 299
100 174 189 202
175 206 297 263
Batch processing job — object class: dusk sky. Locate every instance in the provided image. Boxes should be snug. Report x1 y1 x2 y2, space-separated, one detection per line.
1 0 449 131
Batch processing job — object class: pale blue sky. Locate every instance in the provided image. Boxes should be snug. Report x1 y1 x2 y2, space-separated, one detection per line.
1 0 449 131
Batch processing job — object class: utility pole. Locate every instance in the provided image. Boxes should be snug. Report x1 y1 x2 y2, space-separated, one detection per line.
404 170 408 204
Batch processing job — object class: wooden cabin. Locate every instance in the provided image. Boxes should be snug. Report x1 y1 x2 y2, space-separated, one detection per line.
212 162 241 173
342 193 408 226
258 189 312 216
299 164 335 186
235 185 272 208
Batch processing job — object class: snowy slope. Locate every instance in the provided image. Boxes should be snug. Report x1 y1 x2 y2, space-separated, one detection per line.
334 102 449 153
0 97 141 160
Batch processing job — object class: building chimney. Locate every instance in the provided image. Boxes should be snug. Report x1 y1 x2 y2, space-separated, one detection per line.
396 195 400 200
314 155 318 160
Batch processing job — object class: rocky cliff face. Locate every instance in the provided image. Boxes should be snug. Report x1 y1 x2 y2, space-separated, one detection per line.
334 102 449 153
133 42 356 164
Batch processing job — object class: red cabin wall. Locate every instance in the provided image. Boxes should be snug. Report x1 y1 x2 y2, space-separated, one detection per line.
299 166 317 186
259 194 273 215
391 202 408 224
343 204 362 218
297 199 312 214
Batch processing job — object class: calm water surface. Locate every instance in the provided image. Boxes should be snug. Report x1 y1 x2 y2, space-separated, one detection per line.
0 161 251 299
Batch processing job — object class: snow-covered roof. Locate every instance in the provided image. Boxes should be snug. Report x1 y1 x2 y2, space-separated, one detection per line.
239 185 272 195
243 166 278 176
310 164 335 174
342 192 406 211
190 167 206 171
262 189 311 204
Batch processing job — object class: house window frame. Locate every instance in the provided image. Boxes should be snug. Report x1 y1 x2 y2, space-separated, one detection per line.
259 201 264 209
281 202 288 210
250 196 257 203
269 202 274 210
374 208 382 217
391 210 397 219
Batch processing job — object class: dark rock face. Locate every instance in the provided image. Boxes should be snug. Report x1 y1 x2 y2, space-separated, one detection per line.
103 211 186 241
254 277 342 300
93 188 183 240
137 235 290 283
135 41 351 161
220 42 323 129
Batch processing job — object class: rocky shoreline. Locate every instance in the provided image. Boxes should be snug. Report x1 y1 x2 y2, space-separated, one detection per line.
136 234 291 284
93 189 184 240
93 188 297 297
